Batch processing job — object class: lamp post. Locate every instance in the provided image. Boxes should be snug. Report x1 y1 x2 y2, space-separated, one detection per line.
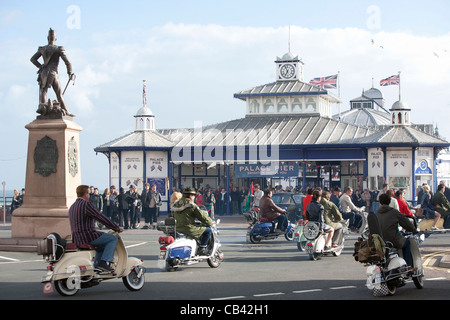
1 181 5 225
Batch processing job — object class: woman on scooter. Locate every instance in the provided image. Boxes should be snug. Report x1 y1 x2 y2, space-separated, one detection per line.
305 188 334 249
321 190 343 247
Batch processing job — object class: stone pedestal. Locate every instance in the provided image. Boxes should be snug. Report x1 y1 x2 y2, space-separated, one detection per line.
12 118 82 239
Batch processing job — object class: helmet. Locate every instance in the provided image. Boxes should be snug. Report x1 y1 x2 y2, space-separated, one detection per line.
387 256 406 271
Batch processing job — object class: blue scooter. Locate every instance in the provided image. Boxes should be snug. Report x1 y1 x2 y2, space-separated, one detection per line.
244 208 296 244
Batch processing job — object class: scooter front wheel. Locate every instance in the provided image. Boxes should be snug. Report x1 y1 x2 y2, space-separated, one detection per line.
285 229 295 241
54 279 80 296
297 241 307 252
123 266 145 291
207 249 223 268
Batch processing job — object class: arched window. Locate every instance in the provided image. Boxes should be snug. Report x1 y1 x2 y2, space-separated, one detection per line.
292 98 302 112
250 100 260 113
305 98 316 112
264 99 274 113
277 98 288 113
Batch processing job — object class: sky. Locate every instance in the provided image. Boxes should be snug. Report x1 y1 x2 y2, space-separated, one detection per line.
1 0 450 191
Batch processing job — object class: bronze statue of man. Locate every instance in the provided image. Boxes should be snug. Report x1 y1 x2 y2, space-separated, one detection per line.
30 28 74 117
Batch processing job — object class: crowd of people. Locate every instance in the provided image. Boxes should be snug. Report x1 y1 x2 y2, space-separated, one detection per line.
66 178 450 233
86 183 162 230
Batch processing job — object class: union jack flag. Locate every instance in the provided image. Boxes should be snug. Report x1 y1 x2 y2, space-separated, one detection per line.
143 80 147 106
380 74 400 86
309 74 338 89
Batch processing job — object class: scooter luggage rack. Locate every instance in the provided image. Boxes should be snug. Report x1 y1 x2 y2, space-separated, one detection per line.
157 218 176 237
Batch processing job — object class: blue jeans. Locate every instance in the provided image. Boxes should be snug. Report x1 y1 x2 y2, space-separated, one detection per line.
199 227 212 247
342 211 362 229
402 239 413 267
89 233 118 263
274 214 288 232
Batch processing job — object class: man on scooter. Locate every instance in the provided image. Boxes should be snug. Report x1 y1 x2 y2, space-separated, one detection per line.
172 187 214 255
375 193 417 266
259 188 287 233
69 185 123 273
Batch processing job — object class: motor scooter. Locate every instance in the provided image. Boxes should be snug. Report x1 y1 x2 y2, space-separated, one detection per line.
356 213 424 297
157 218 223 271
245 210 296 244
293 219 308 251
37 231 145 296
303 220 346 260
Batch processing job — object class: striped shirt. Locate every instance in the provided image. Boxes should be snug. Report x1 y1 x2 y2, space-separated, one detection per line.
69 197 120 246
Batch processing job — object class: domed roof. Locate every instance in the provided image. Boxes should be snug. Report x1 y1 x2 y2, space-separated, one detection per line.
135 106 154 117
390 100 410 110
276 52 299 61
334 107 391 126
282 52 296 60
364 87 384 100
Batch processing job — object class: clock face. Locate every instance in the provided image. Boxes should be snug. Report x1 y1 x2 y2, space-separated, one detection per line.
280 64 295 79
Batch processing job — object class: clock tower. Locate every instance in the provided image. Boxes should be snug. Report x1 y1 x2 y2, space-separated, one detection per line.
275 52 303 81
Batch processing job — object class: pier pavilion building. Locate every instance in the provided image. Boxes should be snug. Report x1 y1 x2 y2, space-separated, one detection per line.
95 51 449 214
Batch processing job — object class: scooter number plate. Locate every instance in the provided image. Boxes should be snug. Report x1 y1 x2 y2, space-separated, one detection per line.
159 250 167 260
43 282 54 294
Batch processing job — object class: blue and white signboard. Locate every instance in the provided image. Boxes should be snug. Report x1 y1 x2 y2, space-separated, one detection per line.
415 159 432 175
235 162 299 178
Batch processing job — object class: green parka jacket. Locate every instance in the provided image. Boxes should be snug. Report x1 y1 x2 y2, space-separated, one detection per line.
320 198 343 229
172 197 213 239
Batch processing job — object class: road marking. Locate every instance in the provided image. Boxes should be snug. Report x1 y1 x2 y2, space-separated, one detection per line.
253 292 285 297
211 296 246 300
330 286 357 290
125 242 147 249
0 255 20 261
292 289 322 294
427 277 446 281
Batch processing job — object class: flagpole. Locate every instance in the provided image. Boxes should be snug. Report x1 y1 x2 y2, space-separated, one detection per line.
143 80 147 107
338 71 341 120
398 71 401 101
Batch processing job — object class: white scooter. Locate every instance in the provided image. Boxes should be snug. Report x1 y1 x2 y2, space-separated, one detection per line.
37 231 145 296
358 213 424 297
157 218 223 271
303 221 346 260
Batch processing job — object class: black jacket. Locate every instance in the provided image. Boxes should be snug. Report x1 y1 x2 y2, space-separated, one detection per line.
375 205 416 248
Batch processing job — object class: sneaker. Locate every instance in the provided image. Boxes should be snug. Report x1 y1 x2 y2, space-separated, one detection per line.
197 247 207 256
97 260 114 273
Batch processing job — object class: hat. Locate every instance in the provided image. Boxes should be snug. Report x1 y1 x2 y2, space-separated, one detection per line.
129 185 134 188
183 187 196 195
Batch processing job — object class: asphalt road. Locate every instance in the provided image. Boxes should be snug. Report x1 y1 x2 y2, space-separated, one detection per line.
0 216 449 306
